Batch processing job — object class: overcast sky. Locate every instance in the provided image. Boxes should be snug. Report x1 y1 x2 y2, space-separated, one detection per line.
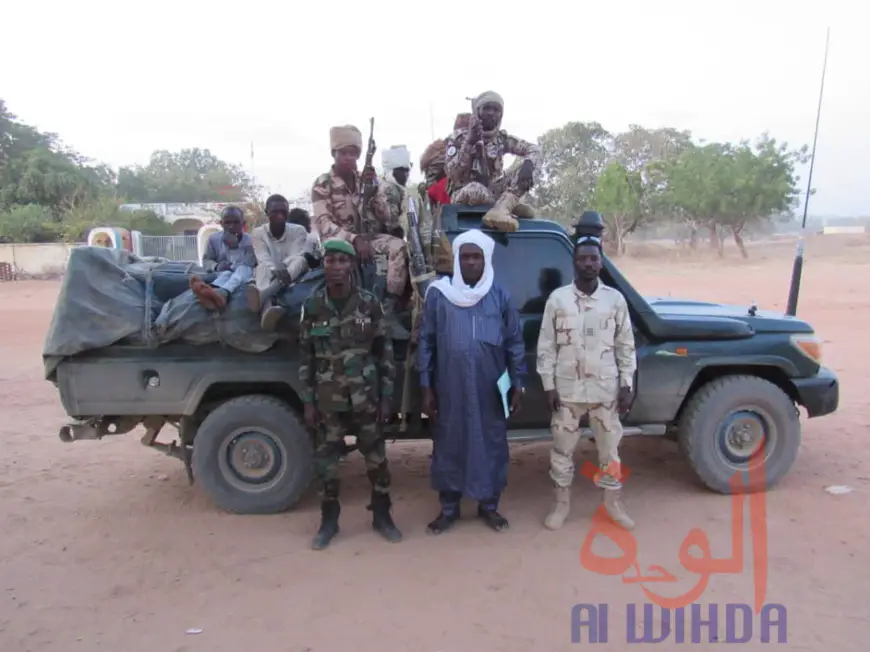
2 1 864 216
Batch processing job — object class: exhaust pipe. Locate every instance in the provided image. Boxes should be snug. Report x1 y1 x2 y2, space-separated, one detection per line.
58 422 101 443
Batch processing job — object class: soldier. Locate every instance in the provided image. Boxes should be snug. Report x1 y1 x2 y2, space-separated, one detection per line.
311 125 409 332
445 90 540 232
299 238 403 550
380 145 412 239
536 235 637 531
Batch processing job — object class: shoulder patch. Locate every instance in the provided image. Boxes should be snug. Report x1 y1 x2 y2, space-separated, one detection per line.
446 145 457 158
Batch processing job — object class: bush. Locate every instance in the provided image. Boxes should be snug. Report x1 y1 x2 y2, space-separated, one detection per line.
0 204 60 243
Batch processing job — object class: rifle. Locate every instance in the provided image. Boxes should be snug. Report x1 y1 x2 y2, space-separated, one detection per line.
465 96 491 187
358 117 378 236
406 197 436 298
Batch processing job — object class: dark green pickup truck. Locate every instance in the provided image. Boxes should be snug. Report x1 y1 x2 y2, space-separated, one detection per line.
50 206 839 514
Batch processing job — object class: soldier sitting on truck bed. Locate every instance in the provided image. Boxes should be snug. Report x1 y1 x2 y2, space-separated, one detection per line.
445 90 540 233
190 205 256 311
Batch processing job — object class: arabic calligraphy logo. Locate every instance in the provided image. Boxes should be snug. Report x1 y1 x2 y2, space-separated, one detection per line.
579 444 768 613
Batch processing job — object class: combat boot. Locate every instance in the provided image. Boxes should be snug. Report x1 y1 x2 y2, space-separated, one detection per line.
482 191 521 233
513 202 535 219
368 492 403 543
602 488 635 530
543 485 571 530
311 500 341 550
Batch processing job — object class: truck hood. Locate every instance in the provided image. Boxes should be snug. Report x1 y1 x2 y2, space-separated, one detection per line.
644 296 815 334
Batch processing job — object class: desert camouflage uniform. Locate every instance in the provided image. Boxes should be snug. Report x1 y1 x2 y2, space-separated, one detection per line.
381 177 408 238
536 281 637 530
311 168 408 296
298 285 396 500
445 128 542 208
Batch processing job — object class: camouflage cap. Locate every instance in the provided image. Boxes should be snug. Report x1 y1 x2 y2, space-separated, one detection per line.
323 239 356 257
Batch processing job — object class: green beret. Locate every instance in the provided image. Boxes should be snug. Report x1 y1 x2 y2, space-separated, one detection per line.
322 239 356 257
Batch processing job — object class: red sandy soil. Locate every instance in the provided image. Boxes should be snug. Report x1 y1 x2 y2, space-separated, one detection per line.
1 235 868 651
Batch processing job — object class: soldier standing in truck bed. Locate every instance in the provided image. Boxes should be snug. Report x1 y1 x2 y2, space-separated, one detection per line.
311 125 409 335
298 238 403 550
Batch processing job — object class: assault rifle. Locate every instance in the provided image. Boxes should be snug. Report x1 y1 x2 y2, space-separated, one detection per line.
465 96 490 187
406 196 436 298
358 117 378 236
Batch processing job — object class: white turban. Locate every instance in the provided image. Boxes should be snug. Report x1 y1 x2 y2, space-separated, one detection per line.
427 229 495 307
381 145 412 172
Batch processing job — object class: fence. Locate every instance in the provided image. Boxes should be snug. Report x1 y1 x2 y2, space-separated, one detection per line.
138 235 199 262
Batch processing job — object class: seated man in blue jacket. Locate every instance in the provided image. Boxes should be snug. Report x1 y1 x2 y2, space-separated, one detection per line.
190 205 256 311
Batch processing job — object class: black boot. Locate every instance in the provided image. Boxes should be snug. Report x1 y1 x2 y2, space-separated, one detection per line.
311 500 340 550
368 492 403 543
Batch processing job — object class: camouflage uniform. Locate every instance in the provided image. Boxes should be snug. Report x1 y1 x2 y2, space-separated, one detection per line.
311 169 409 298
445 91 541 232
536 282 637 530
298 285 396 500
380 177 408 238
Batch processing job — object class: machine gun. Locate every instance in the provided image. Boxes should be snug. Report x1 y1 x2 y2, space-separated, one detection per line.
358 117 378 236
406 196 436 298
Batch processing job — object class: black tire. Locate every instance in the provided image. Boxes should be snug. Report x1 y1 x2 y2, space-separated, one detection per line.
677 375 800 494
191 394 314 514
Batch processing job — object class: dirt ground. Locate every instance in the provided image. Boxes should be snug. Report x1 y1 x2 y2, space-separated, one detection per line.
1 235 868 652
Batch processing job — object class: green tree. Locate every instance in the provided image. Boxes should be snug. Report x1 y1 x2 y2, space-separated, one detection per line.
590 162 643 254
531 121 612 225
117 148 261 203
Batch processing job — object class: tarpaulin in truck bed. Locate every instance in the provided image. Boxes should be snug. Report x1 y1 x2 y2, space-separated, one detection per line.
42 247 325 380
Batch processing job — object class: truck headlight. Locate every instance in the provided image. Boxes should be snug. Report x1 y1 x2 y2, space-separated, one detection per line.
790 334 823 364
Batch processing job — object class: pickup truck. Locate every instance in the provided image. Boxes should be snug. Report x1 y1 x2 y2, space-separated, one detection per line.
49 205 840 514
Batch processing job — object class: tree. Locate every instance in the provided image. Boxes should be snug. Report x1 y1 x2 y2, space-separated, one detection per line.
531 121 612 225
117 148 261 203
717 135 809 257
591 162 643 254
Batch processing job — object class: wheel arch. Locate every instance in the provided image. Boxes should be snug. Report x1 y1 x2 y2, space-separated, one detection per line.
675 363 799 425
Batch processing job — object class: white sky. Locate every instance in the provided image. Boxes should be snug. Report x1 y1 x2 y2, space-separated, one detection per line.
2 0 864 216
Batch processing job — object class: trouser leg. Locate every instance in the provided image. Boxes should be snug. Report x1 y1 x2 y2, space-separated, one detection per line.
549 402 586 488
311 410 345 550
544 402 586 530
356 406 402 542
588 403 624 489
451 181 494 205
213 265 252 294
589 403 634 530
439 491 462 517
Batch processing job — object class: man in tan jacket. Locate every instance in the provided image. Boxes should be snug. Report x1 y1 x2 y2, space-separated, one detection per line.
536 235 637 531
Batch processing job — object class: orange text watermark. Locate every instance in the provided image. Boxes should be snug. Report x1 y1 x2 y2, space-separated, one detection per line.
579 449 768 613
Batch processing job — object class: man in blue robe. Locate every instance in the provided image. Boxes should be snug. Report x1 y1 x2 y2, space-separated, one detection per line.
417 229 527 534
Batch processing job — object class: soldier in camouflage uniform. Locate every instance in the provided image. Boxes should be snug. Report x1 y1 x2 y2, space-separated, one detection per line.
311 125 409 333
380 145 412 239
299 238 403 550
445 90 541 232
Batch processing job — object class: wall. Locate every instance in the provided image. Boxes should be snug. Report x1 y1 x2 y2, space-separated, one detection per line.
821 225 867 235
0 243 80 278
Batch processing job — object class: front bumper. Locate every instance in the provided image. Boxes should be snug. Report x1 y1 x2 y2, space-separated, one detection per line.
792 365 839 418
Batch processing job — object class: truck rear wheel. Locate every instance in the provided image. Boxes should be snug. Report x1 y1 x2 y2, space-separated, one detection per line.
192 394 313 514
677 375 800 494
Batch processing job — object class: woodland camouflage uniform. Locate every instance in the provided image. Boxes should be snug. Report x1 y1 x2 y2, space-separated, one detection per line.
298 250 402 548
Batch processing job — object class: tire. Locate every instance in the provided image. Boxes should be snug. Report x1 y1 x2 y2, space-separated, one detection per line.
677 375 800 494
191 394 314 514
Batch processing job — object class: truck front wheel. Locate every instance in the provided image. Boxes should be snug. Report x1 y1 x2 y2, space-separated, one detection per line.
677 375 800 494
191 394 314 514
